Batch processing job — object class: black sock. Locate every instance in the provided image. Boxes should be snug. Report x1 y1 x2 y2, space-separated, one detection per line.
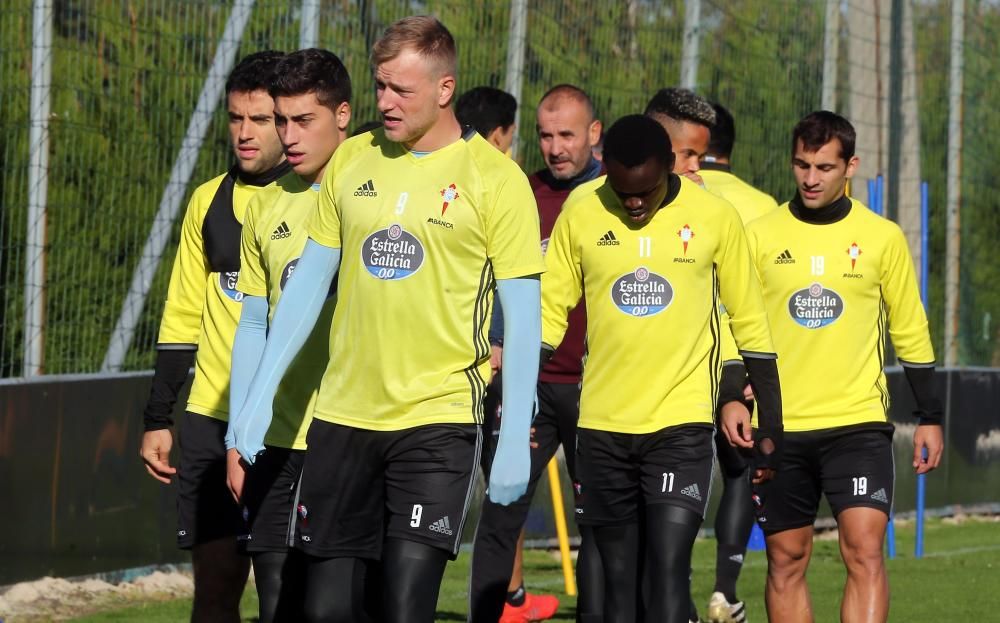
713 544 745 603
506 583 526 607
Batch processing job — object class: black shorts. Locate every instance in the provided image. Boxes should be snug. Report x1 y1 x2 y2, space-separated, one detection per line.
295 420 481 560
753 423 895 533
241 446 305 553
176 411 247 549
575 424 715 526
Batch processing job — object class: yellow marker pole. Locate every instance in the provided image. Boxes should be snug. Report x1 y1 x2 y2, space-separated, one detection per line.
546 456 577 595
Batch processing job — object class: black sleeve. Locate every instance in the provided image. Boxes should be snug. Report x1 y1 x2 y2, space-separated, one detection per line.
744 356 783 470
143 348 195 432
902 364 943 425
716 361 748 415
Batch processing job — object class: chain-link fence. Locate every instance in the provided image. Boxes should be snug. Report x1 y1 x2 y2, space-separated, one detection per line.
1 0 997 377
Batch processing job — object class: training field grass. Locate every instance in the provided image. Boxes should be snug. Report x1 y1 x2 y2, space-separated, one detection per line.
67 517 999 622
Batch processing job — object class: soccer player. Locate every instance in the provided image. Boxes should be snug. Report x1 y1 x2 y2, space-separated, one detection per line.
542 114 782 623
224 48 352 623
700 101 779 623
646 88 746 623
469 84 604 623
645 87 714 185
728 111 943 623
456 86 518 156
230 16 545 623
138 51 289 622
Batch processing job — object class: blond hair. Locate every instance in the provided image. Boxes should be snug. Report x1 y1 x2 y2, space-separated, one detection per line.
371 16 457 77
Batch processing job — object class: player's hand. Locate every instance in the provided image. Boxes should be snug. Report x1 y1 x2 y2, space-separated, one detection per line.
743 383 755 401
913 423 943 474
529 426 540 449
226 448 247 503
720 401 753 449
490 345 503 380
488 436 530 505
140 429 176 484
752 467 776 484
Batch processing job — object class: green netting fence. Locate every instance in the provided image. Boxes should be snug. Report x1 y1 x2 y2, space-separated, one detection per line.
1 0 997 376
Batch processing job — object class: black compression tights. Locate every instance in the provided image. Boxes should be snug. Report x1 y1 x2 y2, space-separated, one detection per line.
251 551 306 623
716 466 754 547
302 555 373 623
593 505 702 623
301 540 448 623
576 525 605 623
382 538 450 622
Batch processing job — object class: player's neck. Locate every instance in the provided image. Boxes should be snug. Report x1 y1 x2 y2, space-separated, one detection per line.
789 191 852 224
404 111 462 153
235 158 291 187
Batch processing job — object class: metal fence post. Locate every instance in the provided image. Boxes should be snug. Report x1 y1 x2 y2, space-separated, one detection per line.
821 0 840 111
24 0 54 377
681 0 701 90
944 0 964 367
300 0 320 49
504 0 528 160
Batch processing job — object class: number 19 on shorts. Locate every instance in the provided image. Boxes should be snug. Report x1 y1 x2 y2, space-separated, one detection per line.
852 476 868 496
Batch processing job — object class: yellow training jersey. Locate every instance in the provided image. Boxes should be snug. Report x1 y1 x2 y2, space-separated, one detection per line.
238 175 334 449
542 175 775 434
700 165 779 224
307 129 546 431
157 172 275 421
745 198 934 431
700 166 779 366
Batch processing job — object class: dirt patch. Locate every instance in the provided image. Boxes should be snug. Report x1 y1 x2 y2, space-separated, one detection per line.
0 570 193 622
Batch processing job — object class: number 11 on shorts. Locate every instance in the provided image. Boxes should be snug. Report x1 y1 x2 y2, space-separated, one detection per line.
662 472 675 493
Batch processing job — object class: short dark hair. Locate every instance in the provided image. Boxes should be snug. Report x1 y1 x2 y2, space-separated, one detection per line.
538 84 595 121
456 87 517 138
268 48 352 110
226 50 284 95
792 110 856 162
707 102 735 159
644 88 716 128
603 115 673 169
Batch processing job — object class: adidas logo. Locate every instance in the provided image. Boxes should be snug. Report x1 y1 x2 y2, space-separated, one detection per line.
428 516 454 536
774 249 795 264
597 230 620 246
870 488 889 503
354 179 377 197
679 483 702 501
270 221 292 240
729 553 744 564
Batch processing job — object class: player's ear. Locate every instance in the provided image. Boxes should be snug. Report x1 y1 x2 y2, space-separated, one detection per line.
335 101 352 131
845 155 860 179
438 74 456 108
588 119 603 148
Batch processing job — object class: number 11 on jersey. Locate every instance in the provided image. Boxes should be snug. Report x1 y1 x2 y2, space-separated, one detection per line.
639 237 652 258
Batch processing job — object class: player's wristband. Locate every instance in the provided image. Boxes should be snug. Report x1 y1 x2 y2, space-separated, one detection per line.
743 356 782 431
902 364 943 424
716 361 747 414
143 348 195 431
752 426 783 472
